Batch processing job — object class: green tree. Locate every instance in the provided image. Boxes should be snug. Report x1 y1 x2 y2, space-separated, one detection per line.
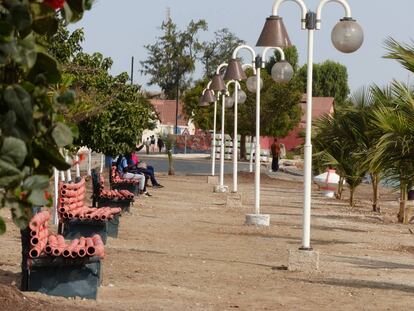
298 60 350 106
140 18 207 99
67 52 157 155
0 0 93 234
201 28 245 77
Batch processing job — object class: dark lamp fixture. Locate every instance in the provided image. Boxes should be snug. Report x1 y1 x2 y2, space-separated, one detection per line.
223 59 247 81
210 73 226 92
256 15 292 47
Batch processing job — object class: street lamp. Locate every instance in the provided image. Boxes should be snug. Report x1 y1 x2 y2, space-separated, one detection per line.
225 80 246 193
210 63 229 193
225 45 293 226
259 0 363 249
199 82 216 176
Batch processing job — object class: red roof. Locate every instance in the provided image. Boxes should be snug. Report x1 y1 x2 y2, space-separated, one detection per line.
149 99 187 126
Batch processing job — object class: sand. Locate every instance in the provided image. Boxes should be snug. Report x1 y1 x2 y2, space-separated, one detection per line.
1 171 414 310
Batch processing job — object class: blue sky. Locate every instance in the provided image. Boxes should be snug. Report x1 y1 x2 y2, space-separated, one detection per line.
70 0 413 93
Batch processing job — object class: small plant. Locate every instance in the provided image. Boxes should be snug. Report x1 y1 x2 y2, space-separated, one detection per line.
163 135 176 175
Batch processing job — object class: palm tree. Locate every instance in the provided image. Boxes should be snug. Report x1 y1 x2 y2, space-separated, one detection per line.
348 87 383 212
384 37 414 73
367 81 414 223
313 107 367 207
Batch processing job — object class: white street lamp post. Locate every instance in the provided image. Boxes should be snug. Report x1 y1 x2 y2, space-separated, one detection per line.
200 81 216 176
226 80 245 193
226 45 291 225
210 63 229 193
267 0 363 249
211 96 218 176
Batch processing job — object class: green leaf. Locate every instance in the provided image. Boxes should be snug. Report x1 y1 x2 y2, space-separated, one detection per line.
0 110 17 133
27 188 49 206
52 122 73 147
0 21 14 39
57 89 75 105
33 141 70 170
61 2 73 24
30 3 58 36
0 159 24 188
27 51 61 84
0 41 17 64
65 0 85 22
0 136 27 167
23 175 50 191
9 3 32 31
0 217 6 235
3 85 33 133
13 33 37 69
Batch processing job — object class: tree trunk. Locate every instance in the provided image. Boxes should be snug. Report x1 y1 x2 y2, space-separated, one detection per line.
398 182 407 223
349 187 355 207
168 151 174 175
370 173 380 212
336 176 344 200
240 135 246 160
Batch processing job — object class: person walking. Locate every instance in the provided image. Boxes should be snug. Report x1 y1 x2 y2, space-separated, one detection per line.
145 137 150 154
270 138 281 172
150 135 156 153
157 137 164 153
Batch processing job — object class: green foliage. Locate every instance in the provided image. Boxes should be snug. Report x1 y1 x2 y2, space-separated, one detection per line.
78 95 156 156
140 18 207 99
384 37 414 73
298 60 350 106
313 107 367 207
201 28 245 78
0 0 93 234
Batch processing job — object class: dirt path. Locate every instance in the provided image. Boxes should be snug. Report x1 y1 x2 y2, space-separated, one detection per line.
1 172 414 310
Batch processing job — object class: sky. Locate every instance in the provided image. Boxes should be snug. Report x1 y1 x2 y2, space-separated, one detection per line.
70 0 414 93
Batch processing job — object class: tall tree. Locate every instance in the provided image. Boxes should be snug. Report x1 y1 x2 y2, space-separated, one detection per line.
298 60 350 106
140 18 207 99
201 28 245 77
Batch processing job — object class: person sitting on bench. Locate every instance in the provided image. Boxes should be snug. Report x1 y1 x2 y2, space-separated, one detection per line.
116 154 152 196
127 151 164 188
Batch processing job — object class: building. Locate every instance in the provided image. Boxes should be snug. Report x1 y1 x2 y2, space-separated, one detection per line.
142 99 195 141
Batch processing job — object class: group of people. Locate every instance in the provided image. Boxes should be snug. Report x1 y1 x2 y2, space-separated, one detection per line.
116 146 164 197
145 135 164 154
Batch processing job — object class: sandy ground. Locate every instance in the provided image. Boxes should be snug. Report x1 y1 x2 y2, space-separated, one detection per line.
1 170 414 310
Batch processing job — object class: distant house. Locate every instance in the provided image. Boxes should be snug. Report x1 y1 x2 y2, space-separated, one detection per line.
142 99 195 141
261 95 335 151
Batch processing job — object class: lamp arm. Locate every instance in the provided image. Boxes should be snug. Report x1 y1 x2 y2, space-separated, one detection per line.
272 0 307 29
224 80 235 96
232 45 256 66
216 63 228 75
241 63 256 76
206 81 212 89
316 0 352 29
262 47 285 67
